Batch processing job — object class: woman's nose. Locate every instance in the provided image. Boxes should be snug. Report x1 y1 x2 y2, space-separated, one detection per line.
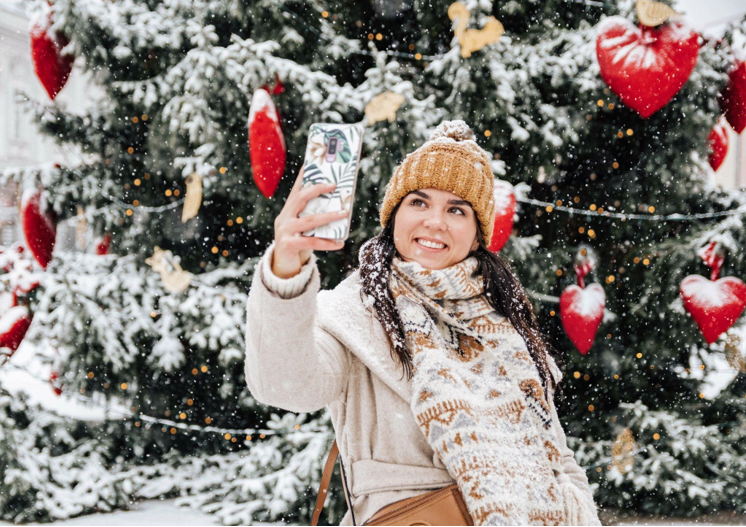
423 210 447 229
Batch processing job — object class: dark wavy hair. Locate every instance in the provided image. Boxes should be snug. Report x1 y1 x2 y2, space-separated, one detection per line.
357 199 564 402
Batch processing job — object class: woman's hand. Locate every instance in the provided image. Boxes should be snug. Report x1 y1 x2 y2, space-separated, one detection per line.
272 165 349 279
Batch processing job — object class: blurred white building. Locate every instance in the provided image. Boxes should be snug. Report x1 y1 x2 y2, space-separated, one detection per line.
0 0 91 250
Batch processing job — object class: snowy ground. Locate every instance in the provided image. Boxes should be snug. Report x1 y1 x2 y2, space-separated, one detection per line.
599 508 746 526
0 499 222 526
1 500 745 526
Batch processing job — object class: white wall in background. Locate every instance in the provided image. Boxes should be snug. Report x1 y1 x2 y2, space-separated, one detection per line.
0 1 94 249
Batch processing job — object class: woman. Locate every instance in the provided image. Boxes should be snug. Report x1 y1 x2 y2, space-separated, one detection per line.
245 120 601 526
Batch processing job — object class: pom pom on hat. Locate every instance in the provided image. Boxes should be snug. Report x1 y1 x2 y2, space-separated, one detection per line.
428 119 476 142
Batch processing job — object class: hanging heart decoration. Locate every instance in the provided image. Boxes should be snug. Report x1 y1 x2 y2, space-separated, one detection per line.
680 241 746 344
29 6 74 100
560 256 606 355
721 60 746 134
596 17 699 118
708 120 729 171
20 188 57 269
248 88 287 198
488 179 515 253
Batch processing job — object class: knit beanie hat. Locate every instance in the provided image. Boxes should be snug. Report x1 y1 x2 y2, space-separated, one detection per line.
379 120 495 242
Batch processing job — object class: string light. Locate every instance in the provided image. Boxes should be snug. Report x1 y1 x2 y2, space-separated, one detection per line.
5 363 744 473
516 196 746 222
4 363 326 438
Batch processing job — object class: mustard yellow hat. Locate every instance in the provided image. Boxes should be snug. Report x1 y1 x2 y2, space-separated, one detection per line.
379 120 495 241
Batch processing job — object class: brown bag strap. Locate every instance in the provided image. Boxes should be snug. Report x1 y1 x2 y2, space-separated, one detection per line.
312 440 356 526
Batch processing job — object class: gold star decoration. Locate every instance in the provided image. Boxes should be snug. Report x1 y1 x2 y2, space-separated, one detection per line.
448 1 504 59
725 333 746 372
612 428 636 473
365 91 406 125
181 172 203 223
636 0 682 27
145 246 193 293
75 206 87 249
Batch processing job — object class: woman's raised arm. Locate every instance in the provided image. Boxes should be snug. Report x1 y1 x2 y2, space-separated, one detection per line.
244 165 352 413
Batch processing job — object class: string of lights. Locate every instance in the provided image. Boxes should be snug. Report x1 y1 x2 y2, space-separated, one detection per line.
100 192 186 213
582 446 648 470
3 362 744 472
3 362 322 438
277 0 622 63
517 196 746 222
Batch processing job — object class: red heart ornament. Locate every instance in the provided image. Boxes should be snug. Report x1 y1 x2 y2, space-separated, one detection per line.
722 60 746 134
29 9 74 100
680 275 746 344
560 283 605 355
248 88 286 198
96 233 112 255
596 17 699 118
21 188 57 268
0 306 32 353
50 370 63 396
708 121 729 171
488 180 515 253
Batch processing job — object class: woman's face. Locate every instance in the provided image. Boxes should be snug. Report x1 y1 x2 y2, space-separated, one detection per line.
393 187 480 270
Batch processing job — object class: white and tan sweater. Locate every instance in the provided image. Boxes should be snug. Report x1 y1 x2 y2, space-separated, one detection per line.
244 241 601 525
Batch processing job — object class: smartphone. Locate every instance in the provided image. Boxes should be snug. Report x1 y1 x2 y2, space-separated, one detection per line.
298 122 365 241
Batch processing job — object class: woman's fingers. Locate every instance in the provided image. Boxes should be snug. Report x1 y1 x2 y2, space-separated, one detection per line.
280 209 348 236
284 235 345 252
288 182 337 218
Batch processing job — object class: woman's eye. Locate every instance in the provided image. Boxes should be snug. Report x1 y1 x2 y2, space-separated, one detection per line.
450 207 465 215
411 198 425 206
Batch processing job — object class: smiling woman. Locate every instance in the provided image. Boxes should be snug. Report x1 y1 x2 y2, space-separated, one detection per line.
245 120 601 526
393 188 479 270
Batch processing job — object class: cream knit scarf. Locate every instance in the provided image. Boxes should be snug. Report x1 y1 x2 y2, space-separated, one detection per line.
388 254 594 526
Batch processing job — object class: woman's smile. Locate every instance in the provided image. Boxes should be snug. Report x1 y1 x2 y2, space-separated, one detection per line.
414 237 448 251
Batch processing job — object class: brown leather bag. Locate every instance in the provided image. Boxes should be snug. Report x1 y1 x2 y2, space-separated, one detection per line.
311 440 473 526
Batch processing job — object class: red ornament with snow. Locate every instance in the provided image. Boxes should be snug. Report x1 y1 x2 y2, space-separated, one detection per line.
488 180 515 253
708 121 729 171
560 259 605 355
0 306 32 354
680 241 746 344
261 73 285 96
96 233 112 255
50 370 63 396
0 242 40 295
21 188 57 269
29 8 74 100
721 60 746 134
595 17 699 118
248 88 286 198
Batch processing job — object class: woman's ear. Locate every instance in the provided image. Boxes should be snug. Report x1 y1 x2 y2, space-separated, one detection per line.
471 235 479 252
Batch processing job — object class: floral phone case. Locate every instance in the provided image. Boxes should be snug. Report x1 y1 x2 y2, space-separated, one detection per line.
299 122 365 240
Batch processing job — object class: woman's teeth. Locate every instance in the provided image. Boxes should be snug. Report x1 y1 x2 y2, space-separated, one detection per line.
416 238 446 249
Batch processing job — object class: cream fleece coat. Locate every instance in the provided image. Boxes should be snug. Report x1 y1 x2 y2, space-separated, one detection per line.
244 242 601 525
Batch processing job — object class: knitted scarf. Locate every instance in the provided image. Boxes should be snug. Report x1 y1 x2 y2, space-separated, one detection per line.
388 254 594 526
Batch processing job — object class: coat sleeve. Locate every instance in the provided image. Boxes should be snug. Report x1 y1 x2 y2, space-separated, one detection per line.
244 241 352 413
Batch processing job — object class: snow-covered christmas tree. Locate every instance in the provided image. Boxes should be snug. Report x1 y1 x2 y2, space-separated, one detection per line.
2 0 746 523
